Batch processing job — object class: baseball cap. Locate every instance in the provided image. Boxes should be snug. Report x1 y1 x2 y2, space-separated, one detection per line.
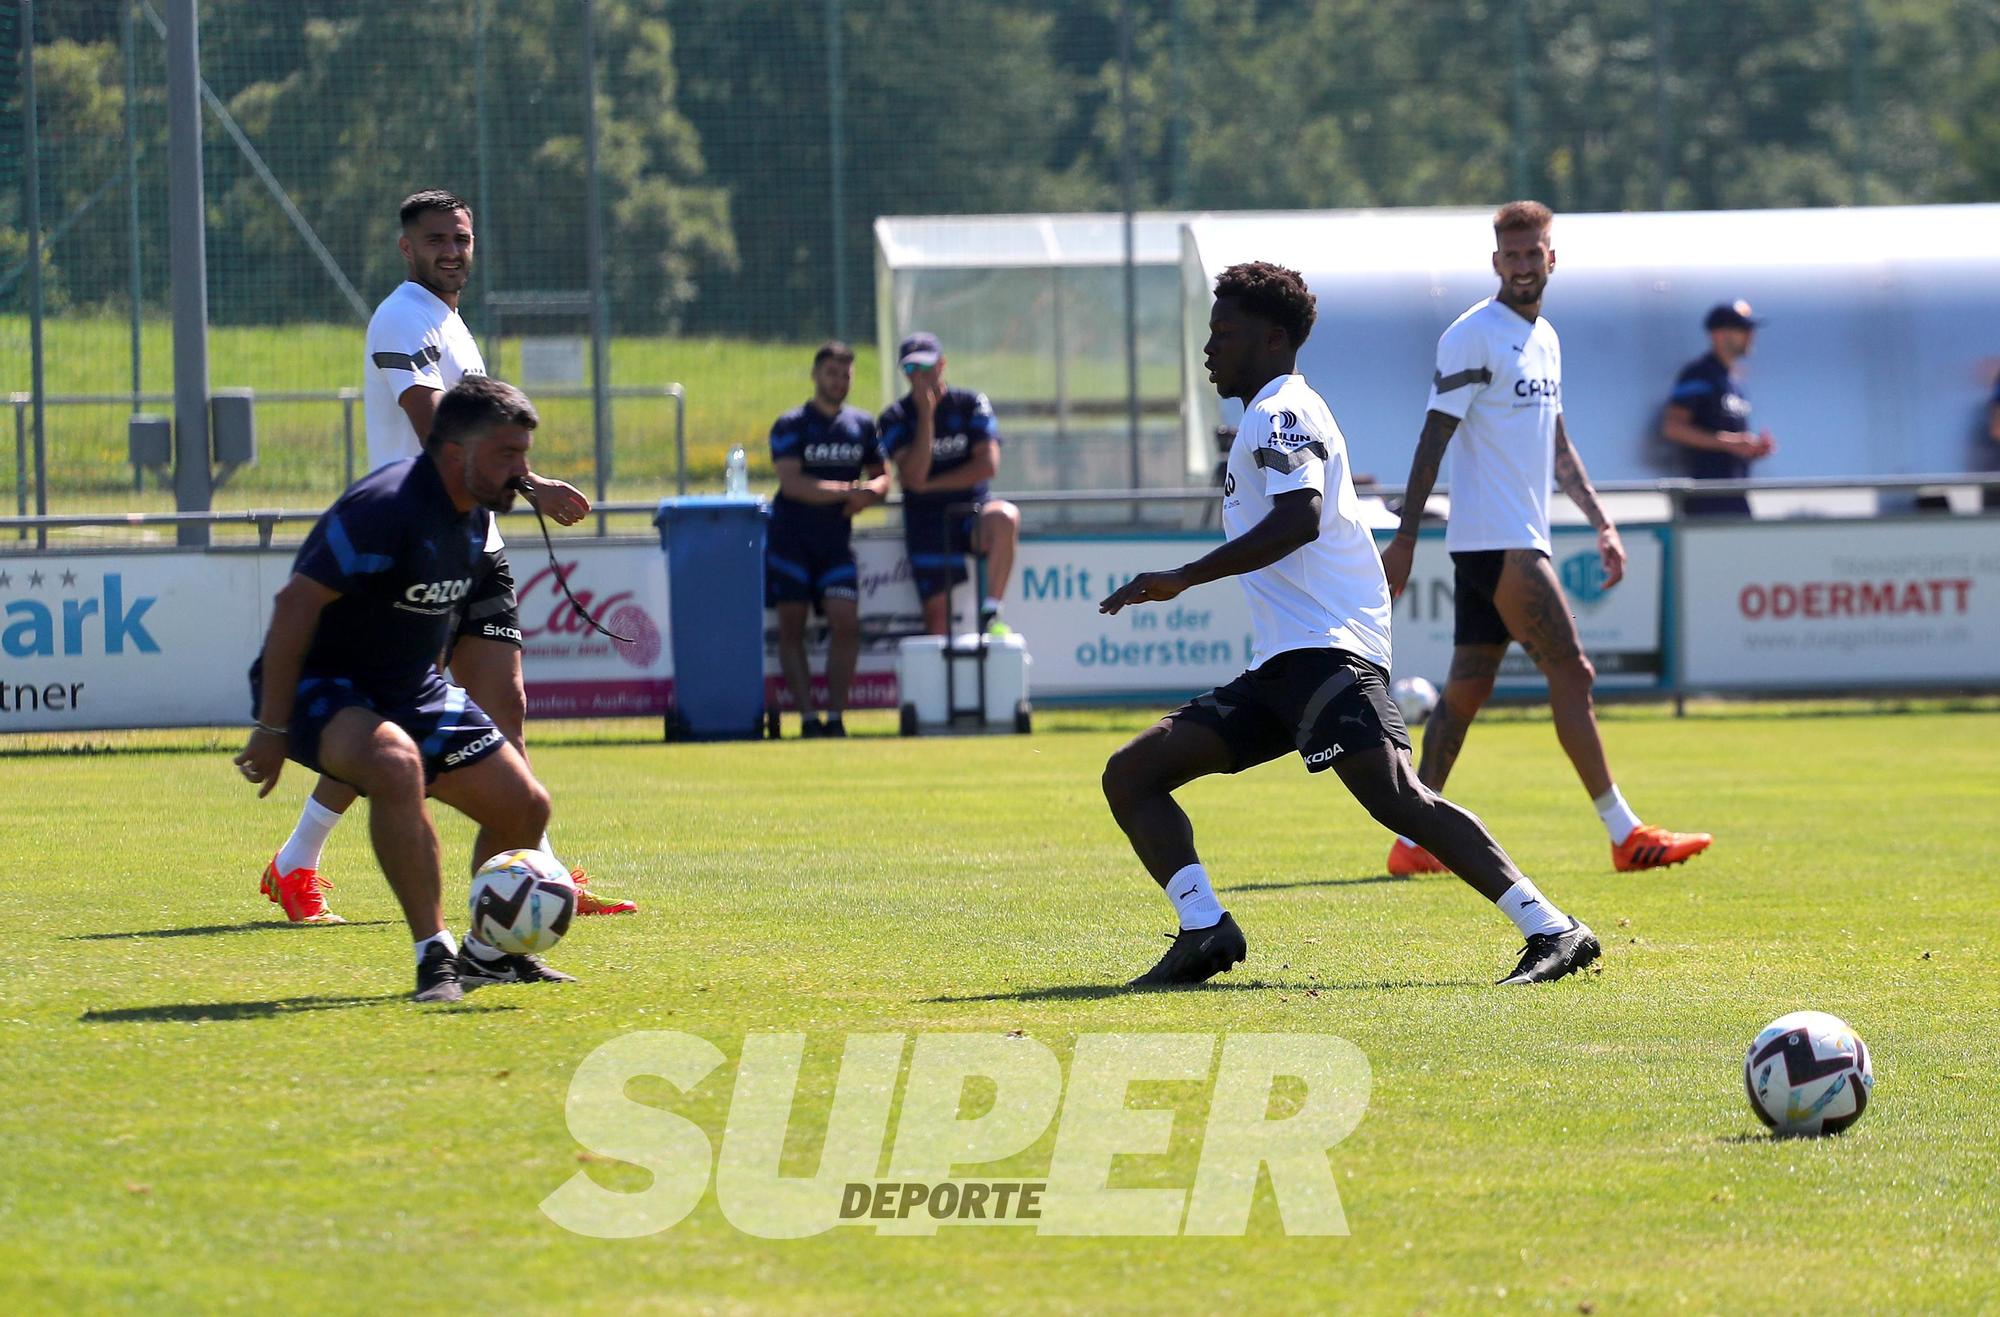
897 332 942 369
1703 300 1763 331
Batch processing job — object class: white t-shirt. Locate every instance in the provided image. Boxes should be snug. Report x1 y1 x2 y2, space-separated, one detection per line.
1221 374 1393 668
364 280 486 470
1425 297 1562 553
363 280 500 549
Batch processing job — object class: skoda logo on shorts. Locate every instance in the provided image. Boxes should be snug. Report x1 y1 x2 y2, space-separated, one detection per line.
1559 550 1609 609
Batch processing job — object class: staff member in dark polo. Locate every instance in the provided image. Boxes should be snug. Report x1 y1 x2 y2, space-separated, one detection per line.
1985 369 2000 510
878 333 1021 636
1661 300 1778 518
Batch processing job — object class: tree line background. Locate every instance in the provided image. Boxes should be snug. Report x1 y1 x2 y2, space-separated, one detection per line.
6 0 2000 344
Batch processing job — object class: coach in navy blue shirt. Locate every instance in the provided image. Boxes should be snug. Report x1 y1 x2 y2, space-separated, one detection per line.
235 376 571 1003
1662 300 1778 518
1985 371 2000 510
766 341 888 737
878 332 1021 636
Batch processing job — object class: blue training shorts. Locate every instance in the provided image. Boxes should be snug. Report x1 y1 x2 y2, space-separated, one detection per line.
902 499 982 601
765 515 859 609
249 665 505 788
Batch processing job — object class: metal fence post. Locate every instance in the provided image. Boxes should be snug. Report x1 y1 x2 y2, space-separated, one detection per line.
124 0 144 416
341 390 357 487
1666 483 1688 717
581 0 614 498
21 2 49 548
165 0 212 546
827 0 847 339
1118 0 1141 489
669 383 687 496
13 398 26 540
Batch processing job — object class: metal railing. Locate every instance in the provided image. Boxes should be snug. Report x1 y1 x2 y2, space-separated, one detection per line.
4 473 1994 552
8 382 687 539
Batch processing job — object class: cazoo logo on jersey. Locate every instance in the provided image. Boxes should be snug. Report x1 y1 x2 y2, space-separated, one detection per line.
543 1030 1371 1239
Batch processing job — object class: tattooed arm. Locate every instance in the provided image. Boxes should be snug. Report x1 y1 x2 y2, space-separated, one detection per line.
1380 409 1460 598
1554 414 1625 587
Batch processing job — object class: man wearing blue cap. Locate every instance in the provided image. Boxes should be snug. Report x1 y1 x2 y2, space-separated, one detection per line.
878 333 1021 635
1662 300 1778 517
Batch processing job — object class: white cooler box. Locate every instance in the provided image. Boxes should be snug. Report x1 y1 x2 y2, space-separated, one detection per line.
895 633 1032 735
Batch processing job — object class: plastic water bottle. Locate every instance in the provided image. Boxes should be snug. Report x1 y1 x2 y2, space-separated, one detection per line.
724 444 748 497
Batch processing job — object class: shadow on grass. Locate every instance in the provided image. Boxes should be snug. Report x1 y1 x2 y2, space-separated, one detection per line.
73 919 399 941
80 993 517 1023
0 742 233 760
927 975 1481 1003
1226 873 1413 893
927 979 1287 1003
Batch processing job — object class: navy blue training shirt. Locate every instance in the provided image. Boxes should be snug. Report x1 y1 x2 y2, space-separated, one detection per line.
1669 351 1753 482
878 387 1001 514
769 402 882 531
290 455 489 701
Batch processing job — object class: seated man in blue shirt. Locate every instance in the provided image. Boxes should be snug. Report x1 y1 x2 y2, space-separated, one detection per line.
878 333 1021 636
766 341 889 737
1986 371 2000 511
234 376 573 1004
1661 300 1778 517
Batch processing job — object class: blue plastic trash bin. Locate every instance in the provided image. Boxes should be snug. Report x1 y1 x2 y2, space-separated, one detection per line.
653 496 768 741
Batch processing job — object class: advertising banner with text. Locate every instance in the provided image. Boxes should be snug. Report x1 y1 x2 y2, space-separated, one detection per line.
0 543 680 732
0 552 275 732
518 544 674 718
1004 527 1666 701
1679 520 2000 689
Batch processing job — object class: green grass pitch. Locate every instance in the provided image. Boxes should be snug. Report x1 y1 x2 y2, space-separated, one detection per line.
3 704 1997 1312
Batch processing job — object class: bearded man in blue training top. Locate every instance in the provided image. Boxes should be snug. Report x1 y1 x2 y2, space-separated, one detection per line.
234 376 577 1003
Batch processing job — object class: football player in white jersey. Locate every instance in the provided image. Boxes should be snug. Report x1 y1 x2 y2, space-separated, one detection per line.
1379 201 1711 878
258 189 636 923
1099 261 1598 988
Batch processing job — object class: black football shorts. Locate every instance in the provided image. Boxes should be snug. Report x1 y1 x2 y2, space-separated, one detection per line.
1165 646 1410 775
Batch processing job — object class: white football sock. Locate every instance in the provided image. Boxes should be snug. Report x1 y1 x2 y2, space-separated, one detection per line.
1496 878 1571 939
1163 862 1226 931
1593 786 1643 845
539 833 564 868
462 932 507 962
276 797 344 874
1396 835 1418 849
413 929 458 964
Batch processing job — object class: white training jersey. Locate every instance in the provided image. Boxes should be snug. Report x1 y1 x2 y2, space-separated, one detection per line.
1221 374 1393 668
363 280 500 548
364 281 486 470
1424 297 1562 553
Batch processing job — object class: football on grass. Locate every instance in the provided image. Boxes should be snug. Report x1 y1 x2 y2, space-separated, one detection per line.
469 849 576 955
1744 1010 1873 1136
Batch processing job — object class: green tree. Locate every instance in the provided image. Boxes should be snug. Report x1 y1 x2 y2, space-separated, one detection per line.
198 0 733 329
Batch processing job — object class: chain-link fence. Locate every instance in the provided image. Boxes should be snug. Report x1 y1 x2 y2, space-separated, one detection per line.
6 0 2000 519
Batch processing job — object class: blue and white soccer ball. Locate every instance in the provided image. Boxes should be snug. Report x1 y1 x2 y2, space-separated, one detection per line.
469 849 576 955
1391 675 1440 727
1743 1010 1873 1137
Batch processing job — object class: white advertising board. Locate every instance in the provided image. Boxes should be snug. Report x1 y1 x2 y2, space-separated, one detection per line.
1003 527 1666 701
0 543 680 731
1679 520 2000 689
516 543 673 718
0 552 275 732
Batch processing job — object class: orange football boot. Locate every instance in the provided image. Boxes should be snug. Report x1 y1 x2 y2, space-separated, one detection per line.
571 868 637 916
1386 838 1451 876
1612 824 1713 872
262 860 346 924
